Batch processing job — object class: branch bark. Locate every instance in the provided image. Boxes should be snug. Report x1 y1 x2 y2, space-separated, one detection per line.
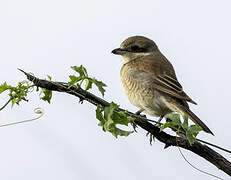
19 69 231 177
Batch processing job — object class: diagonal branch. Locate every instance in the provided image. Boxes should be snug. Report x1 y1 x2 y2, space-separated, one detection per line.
19 69 231 176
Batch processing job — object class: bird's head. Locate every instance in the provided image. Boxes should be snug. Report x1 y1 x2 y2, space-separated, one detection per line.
112 36 159 64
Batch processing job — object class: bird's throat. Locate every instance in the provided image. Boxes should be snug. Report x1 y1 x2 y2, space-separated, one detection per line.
120 52 152 64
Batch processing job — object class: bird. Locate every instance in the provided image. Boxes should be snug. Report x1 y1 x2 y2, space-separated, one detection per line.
111 35 213 135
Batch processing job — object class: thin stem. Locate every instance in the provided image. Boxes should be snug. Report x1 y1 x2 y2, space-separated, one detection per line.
0 98 12 111
0 108 43 127
177 145 223 179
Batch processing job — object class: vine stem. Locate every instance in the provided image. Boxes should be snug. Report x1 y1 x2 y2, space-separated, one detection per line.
0 108 43 128
0 98 12 111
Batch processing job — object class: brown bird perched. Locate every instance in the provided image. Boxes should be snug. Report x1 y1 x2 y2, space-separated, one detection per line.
112 36 213 135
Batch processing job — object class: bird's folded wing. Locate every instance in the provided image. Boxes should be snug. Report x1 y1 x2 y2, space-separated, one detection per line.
153 74 197 104
127 57 197 105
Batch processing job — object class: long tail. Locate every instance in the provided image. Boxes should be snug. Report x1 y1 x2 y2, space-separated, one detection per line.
172 103 214 135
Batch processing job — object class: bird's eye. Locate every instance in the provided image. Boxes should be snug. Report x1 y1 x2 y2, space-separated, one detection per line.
130 45 140 51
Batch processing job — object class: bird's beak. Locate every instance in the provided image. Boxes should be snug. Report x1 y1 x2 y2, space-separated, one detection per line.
111 48 127 55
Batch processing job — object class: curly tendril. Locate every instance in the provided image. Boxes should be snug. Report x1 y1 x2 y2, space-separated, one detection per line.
0 107 44 128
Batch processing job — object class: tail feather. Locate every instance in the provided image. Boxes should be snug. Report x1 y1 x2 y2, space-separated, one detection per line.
172 103 214 135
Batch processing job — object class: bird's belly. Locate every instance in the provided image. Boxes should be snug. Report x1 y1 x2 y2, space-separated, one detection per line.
121 76 172 117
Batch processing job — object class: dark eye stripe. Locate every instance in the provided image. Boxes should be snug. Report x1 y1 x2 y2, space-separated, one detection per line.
131 45 139 51
130 46 146 52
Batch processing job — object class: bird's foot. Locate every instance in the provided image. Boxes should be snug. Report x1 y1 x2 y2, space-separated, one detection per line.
135 109 146 118
155 115 164 128
131 121 138 132
146 132 155 145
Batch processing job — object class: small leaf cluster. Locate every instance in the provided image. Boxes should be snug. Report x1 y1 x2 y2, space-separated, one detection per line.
40 88 52 103
160 113 203 145
39 75 52 103
68 65 106 96
96 102 134 138
0 81 32 107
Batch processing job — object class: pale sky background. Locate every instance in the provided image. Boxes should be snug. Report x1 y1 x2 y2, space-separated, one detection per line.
0 0 231 179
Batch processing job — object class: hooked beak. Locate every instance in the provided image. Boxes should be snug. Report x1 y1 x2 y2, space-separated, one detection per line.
111 48 127 55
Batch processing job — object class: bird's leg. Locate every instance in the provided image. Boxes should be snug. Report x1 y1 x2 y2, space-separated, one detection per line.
146 132 155 145
146 115 164 144
131 122 138 132
136 109 158 144
131 109 145 132
135 109 146 118
156 115 164 127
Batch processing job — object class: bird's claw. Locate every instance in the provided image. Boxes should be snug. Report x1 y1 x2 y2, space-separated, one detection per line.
146 132 155 145
131 121 138 132
155 115 164 127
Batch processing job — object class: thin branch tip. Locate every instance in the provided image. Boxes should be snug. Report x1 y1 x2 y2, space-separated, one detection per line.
17 68 26 74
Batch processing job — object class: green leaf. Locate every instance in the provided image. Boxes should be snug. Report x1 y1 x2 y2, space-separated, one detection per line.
40 88 52 103
69 65 107 97
84 78 93 91
160 121 178 131
96 102 133 138
0 82 12 94
162 112 203 145
11 98 19 107
189 124 203 137
184 124 202 145
111 127 133 137
92 78 106 96
167 113 182 125
68 75 82 86
96 105 106 131
160 113 182 131
186 129 196 145
113 111 131 126
96 105 104 121
0 81 33 109
182 115 189 131
71 65 88 77
103 105 115 130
